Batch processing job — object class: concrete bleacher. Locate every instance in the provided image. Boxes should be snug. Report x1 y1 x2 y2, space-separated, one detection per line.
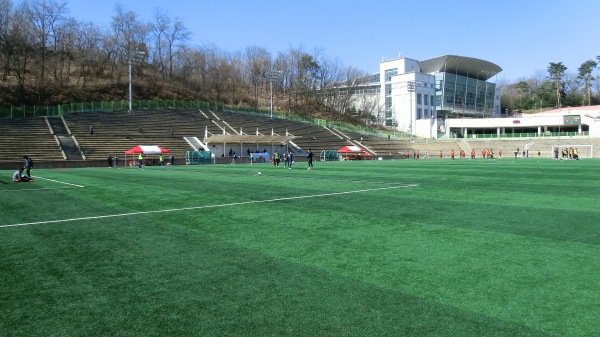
63 110 218 160
0 117 64 162
3 109 600 168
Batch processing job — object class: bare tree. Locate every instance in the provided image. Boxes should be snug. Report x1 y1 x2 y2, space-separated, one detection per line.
111 4 148 83
5 7 36 103
243 45 271 107
227 50 244 104
21 0 69 92
73 21 107 88
167 43 200 94
149 8 190 80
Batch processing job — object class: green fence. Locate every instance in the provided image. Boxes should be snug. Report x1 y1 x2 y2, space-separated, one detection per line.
320 150 339 161
0 100 280 119
185 151 213 164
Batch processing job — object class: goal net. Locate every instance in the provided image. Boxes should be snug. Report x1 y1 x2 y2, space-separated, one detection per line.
551 145 594 159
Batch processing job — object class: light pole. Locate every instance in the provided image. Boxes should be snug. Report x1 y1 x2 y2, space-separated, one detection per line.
407 80 416 142
126 50 145 112
268 69 282 119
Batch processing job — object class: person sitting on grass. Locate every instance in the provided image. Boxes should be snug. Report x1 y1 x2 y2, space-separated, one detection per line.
13 167 34 182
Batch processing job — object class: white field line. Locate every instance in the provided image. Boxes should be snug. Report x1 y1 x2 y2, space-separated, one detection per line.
3 187 82 192
1 184 417 229
33 176 85 188
1 176 85 192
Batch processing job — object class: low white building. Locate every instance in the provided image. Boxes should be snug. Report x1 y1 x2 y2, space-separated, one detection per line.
445 107 600 138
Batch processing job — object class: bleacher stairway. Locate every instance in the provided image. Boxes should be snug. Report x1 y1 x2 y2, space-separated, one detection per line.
46 117 83 160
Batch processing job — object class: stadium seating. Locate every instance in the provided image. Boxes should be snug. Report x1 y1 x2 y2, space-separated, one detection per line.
2 110 599 166
0 118 64 161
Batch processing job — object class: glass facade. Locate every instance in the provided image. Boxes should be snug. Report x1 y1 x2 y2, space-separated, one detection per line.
434 73 496 117
384 68 397 126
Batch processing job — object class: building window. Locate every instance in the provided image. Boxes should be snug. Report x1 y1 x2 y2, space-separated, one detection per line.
417 93 422 105
424 94 429 106
417 108 422 119
430 95 434 106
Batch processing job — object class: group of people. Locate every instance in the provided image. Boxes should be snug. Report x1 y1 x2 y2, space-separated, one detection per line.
555 147 579 160
260 148 314 170
13 156 34 182
445 149 500 160
272 150 296 169
136 154 173 168
107 154 120 167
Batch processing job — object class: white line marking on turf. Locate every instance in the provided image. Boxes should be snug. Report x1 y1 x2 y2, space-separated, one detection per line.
33 176 85 188
3 187 82 192
1 184 417 229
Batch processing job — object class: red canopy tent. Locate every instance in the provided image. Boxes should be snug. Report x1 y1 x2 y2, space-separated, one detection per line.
338 145 365 153
124 145 171 166
338 145 372 160
125 145 170 155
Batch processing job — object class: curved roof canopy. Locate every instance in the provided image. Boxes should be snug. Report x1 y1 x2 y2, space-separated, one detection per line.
419 55 502 81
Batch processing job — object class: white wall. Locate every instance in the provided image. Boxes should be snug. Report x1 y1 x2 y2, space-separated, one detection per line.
389 72 436 138
444 114 600 137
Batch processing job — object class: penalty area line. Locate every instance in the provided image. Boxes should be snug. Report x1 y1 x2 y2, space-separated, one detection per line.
1 184 418 229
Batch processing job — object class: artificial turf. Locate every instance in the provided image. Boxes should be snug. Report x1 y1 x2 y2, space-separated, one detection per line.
1 158 598 336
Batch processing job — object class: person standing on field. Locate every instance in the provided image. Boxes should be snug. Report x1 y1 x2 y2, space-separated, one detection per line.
288 150 294 169
307 149 314 170
23 156 33 177
283 151 289 168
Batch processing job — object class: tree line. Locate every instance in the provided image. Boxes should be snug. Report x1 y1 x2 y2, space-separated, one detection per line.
0 0 379 123
499 58 600 113
8 0 591 124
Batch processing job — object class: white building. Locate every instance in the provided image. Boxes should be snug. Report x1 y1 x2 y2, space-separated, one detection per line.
351 55 598 139
378 55 502 139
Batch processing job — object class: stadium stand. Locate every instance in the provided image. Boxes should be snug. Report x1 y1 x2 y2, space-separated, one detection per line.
0 118 64 161
2 109 599 168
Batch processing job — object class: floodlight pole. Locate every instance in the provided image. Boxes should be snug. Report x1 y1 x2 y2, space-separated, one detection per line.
557 105 562 159
270 75 273 119
407 81 416 142
128 59 133 112
127 49 145 113
268 69 282 119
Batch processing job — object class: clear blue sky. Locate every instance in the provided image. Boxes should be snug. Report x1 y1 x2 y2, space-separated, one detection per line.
66 0 600 82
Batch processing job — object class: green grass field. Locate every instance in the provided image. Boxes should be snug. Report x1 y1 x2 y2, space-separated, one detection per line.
1 158 599 336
